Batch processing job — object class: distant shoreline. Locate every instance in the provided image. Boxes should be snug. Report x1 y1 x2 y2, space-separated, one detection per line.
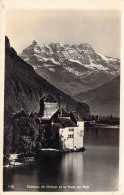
85 124 119 128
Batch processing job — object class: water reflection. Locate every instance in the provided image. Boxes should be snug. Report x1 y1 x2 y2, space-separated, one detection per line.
3 127 119 191
59 153 84 186
84 127 119 146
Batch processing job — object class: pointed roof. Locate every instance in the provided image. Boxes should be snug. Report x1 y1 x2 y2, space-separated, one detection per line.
70 111 83 122
59 108 70 118
52 108 70 119
59 118 77 127
40 93 58 103
70 111 77 124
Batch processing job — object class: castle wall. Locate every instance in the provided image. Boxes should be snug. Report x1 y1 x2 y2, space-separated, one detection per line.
59 128 74 150
74 121 84 149
59 121 84 151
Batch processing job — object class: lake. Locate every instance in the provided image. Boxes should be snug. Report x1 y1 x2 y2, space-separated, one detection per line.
3 127 119 192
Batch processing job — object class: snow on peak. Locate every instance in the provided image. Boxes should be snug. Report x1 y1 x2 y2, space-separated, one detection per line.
68 59 83 65
34 47 41 54
49 68 55 72
84 58 110 71
50 42 63 47
97 53 114 62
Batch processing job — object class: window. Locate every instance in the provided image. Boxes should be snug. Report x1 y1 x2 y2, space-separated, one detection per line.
68 134 73 138
69 128 74 132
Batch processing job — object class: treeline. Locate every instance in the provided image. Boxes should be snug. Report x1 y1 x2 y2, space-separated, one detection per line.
84 114 120 125
4 111 43 165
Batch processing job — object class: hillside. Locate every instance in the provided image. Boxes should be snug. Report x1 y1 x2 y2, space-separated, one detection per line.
20 41 120 96
4 37 90 117
73 76 120 117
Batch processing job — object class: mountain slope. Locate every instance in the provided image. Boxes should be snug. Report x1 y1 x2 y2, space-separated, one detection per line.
73 76 120 117
20 41 120 96
4 37 90 117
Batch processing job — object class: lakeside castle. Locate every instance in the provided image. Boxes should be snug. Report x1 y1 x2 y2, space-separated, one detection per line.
38 94 84 151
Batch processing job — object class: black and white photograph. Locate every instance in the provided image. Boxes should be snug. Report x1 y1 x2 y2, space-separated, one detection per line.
1 0 123 193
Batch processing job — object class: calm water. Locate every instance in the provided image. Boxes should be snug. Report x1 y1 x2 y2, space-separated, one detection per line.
3 127 119 192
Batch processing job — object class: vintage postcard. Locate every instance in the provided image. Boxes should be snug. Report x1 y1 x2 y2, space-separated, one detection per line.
0 0 123 194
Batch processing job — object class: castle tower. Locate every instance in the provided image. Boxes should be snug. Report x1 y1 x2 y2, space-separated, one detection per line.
39 94 59 119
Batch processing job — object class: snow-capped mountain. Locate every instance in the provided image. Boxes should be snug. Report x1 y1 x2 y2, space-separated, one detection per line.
20 41 120 96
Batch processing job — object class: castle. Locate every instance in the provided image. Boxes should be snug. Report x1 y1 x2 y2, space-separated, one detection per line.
38 94 84 151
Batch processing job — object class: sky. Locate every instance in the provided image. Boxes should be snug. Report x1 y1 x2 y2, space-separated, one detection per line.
6 9 121 58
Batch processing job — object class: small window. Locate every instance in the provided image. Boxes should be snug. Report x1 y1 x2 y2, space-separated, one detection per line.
68 134 73 138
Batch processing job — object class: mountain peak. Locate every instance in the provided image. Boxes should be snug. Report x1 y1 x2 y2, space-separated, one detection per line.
32 40 37 46
5 36 17 55
78 43 92 48
5 36 10 49
50 42 62 47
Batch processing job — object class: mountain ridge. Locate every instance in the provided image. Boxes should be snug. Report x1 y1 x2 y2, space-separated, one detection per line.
20 40 120 96
73 76 120 117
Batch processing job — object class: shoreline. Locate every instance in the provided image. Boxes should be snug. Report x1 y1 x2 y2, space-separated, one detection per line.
85 124 119 128
4 147 86 169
